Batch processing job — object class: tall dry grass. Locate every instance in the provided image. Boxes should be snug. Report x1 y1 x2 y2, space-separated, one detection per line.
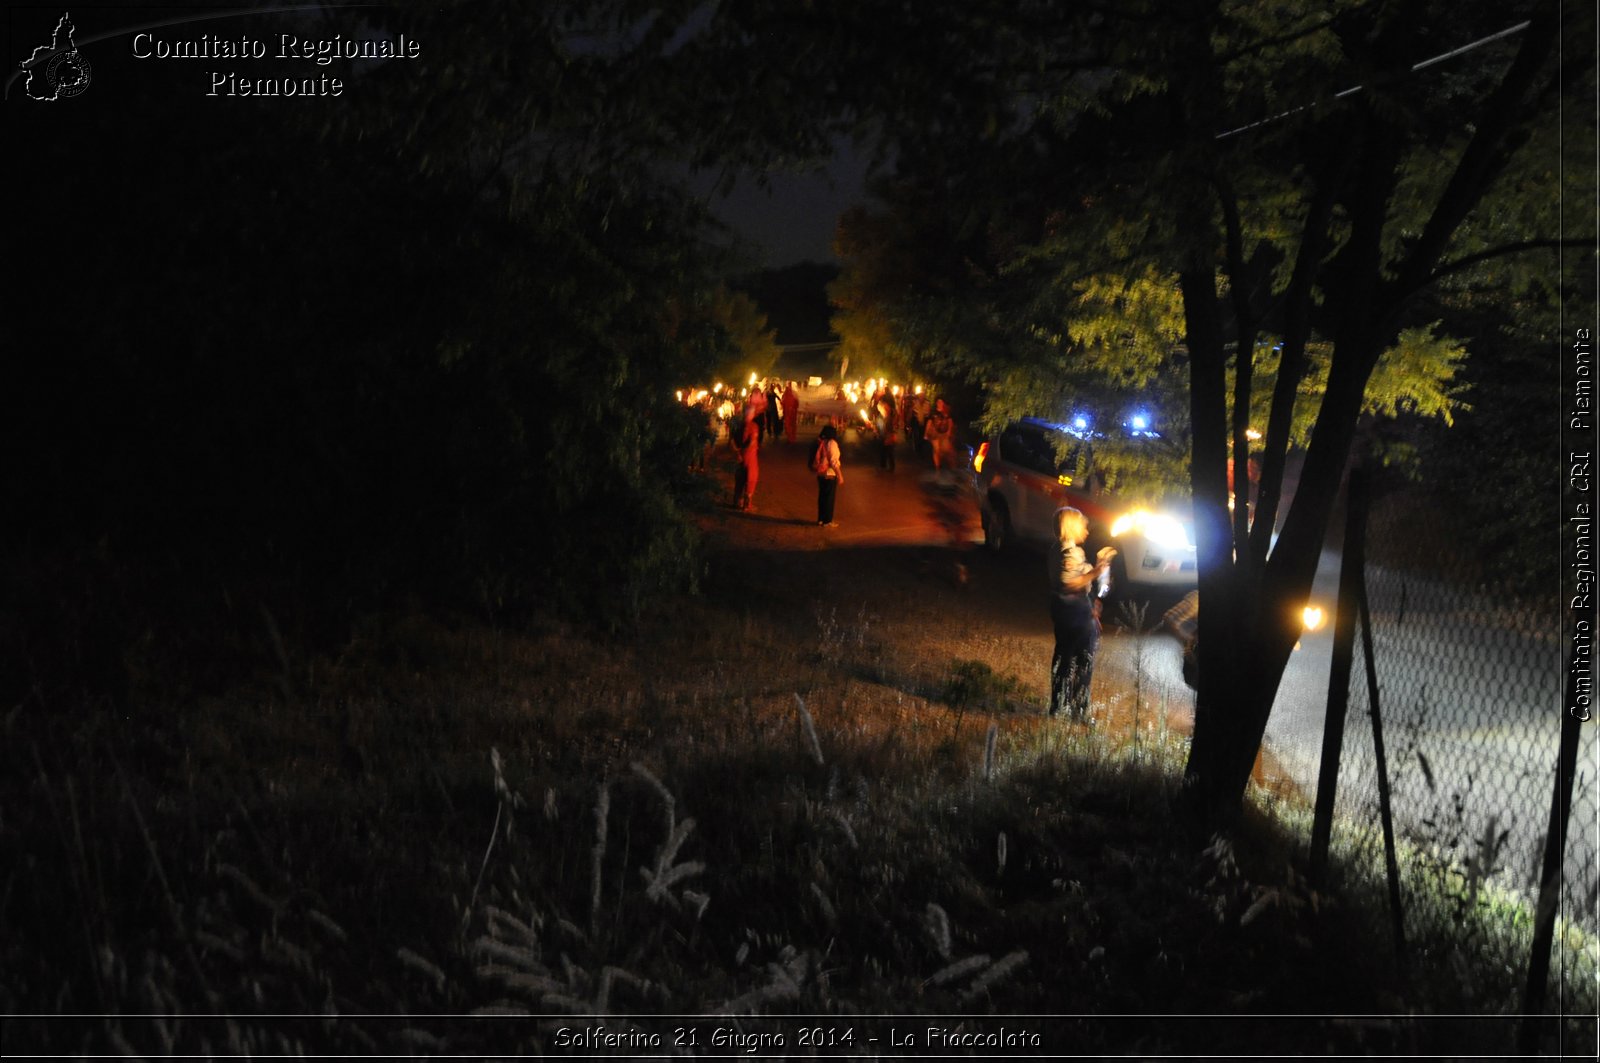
3 542 1593 1056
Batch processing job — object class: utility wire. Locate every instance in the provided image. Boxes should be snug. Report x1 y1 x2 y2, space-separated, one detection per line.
1215 20 1532 140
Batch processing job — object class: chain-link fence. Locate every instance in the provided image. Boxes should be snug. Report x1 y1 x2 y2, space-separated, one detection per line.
1327 490 1598 948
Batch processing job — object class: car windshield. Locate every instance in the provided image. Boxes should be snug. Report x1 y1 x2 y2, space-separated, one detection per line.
1020 419 1188 507
998 424 1064 476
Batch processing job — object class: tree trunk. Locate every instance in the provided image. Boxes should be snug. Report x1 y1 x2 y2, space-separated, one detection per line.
1170 4 1559 834
1182 108 1402 830
1179 265 1244 829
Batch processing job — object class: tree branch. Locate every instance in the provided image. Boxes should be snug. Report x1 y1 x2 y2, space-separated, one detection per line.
1212 11 1345 65
1268 112 1403 598
1383 8 1560 308
1213 170 1257 557
1249 155 1344 565
1421 237 1592 289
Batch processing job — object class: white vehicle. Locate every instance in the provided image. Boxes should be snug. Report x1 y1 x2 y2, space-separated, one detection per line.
971 417 1197 592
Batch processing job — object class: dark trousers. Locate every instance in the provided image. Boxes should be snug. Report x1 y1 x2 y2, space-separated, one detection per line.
817 475 838 523
1049 594 1100 719
879 439 896 470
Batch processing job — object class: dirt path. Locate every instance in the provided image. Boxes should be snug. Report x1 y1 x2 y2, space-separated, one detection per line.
701 432 980 549
701 440 1185 724
693 432 1306 798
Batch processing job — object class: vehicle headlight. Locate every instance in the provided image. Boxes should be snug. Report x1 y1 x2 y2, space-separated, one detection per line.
1110 509 1192 551
1144 515 1192 551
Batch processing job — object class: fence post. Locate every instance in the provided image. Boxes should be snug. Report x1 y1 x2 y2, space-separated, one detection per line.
1517 660 1587 1053
1357 548 1408 977
1310 468 1368 886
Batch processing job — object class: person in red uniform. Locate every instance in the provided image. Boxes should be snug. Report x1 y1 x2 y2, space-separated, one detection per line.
732 392 766 510
781 382 801 443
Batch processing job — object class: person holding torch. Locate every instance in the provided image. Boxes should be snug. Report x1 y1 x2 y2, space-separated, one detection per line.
1048 506 1115 720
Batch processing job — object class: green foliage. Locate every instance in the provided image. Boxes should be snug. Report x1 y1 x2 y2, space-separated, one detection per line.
1411 313 1567 588
1364 325 1469 426
793 0 1584 831
1218 323 1468 456
9 0 846 699
816 0 1576 509
705 287 781 385
828 199 977 385
1063 269 1187 388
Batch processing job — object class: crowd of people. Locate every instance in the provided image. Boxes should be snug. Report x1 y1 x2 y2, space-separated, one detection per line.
678 374 970 520
689 375 1119 727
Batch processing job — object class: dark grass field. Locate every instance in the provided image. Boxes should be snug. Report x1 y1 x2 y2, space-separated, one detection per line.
3 464 1595 1058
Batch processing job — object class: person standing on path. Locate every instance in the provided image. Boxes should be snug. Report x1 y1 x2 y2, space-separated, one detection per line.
732 392 766 510
907 390 929 461
693 392 718 472
781 381 800 443
814 423 844 526
873 393 898 472
1048 506 1116 720
924 398 955 470
765 381 782 440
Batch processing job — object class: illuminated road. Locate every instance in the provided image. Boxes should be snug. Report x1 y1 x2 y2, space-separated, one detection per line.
705 428 981 551
714 433 1596 927
1104 548 1596 930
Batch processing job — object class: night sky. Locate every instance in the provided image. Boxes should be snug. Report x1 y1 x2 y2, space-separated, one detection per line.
704 146 874 267
5 6 869 270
